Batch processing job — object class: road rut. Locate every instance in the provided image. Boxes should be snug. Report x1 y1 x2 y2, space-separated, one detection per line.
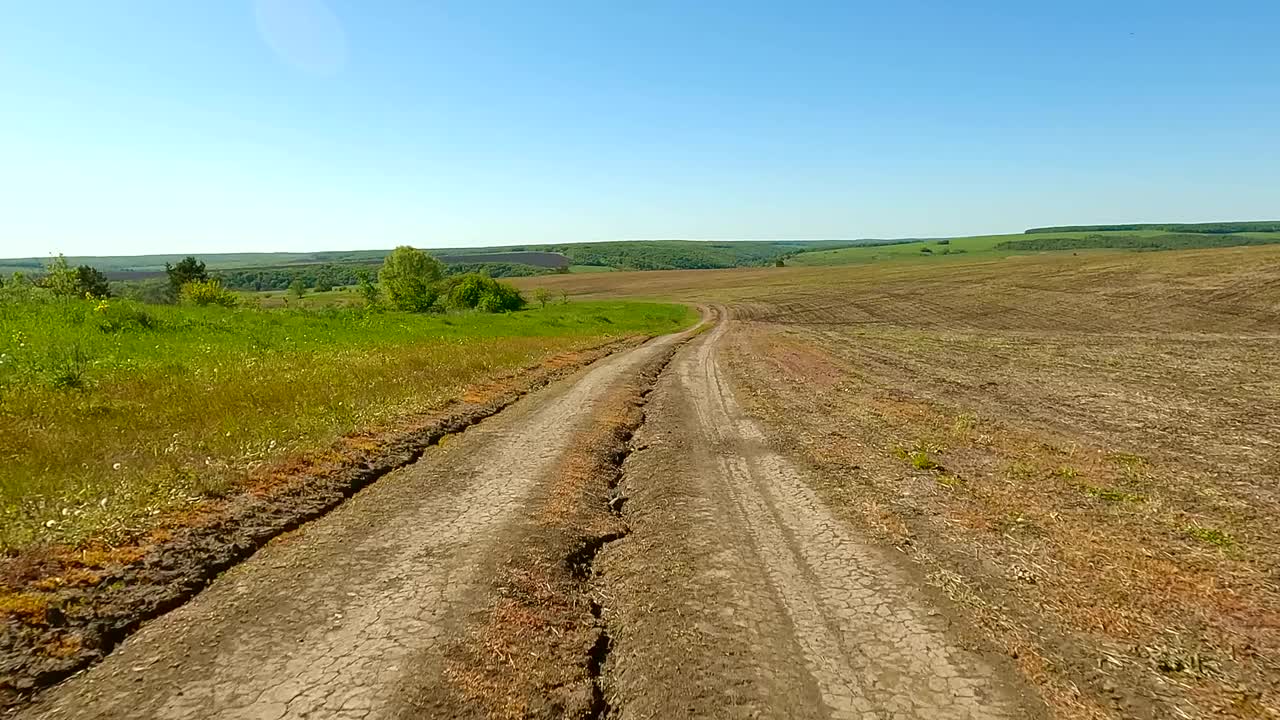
18 332 688 720
600 310 1042 718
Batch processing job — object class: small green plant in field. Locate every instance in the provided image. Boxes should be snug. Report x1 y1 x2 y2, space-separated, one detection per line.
47 343 90 390
951 412 978 436
1052 465 1079 479
1185 524 1233 548
1079 484 1145 503
1108 452 1147 467
893 444 940 471
936 473 963 487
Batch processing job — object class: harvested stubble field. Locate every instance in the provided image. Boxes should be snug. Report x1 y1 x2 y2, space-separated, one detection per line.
521 245 1280 718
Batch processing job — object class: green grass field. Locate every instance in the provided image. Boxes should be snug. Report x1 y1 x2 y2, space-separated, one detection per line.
0 296 695 550
567 265 617 273
787 229 1280 266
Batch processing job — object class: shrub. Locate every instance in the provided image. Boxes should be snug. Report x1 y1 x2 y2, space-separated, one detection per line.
41 255 83 297
0 273 50 304
96 300 160 333
534 287 552 309
180 279 239 307
442 273 526 313
379 246 444 312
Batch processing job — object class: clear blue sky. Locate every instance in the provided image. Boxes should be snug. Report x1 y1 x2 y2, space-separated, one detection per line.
2 1 1277 257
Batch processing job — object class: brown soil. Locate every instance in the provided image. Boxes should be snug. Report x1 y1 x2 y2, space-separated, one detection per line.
409 324 693 719
718 288 1280 718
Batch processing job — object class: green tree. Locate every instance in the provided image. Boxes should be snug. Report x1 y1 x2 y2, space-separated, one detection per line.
43 255 82 297
288 278 307 299
379 246 444 312
166 257 207 300
355 269 381 307
533 287 552 309
75 265 111 298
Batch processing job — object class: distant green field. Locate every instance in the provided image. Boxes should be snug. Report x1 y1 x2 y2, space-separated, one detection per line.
568 265 617 273
787 230 1280 266
0 239 863 278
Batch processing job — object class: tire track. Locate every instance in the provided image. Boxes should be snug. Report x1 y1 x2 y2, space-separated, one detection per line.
602 307 1040 719
16 331 692 720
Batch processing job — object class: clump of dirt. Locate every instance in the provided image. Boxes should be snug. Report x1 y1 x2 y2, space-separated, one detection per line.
0 338 643 710
425 337 689 719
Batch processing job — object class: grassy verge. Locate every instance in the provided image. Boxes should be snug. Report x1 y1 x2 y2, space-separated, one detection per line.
0 297 696 551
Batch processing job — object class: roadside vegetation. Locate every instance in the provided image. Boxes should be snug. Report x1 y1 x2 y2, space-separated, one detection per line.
0 248 694 551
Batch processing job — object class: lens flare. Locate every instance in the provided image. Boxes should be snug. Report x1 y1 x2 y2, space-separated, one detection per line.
253 0 347 75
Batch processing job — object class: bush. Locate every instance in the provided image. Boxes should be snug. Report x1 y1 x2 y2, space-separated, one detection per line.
96 300 160 333
379 246 444 312
0 273 50 305
442 274 526 313
180 279 239 307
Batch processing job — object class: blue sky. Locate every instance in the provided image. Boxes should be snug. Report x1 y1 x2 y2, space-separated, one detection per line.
2 1 1277 257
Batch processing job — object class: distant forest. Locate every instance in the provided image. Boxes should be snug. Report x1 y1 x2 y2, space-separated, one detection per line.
1025 221 1280 235
998 232 1280 252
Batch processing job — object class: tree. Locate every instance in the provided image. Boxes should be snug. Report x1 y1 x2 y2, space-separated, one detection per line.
166 257 207 299
288 278 307 299
379 246 444 312
75 265 111 298
355 269 381 307
774 258 786 267
43 255 82 297
533 287 552 309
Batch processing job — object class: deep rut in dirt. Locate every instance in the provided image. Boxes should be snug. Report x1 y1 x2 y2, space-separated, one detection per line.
414 321 703 720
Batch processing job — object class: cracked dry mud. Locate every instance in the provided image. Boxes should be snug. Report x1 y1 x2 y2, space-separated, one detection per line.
16 313 1042 719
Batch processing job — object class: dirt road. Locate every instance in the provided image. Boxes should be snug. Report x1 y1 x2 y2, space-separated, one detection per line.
17 312 1042 719
600 311 1041 718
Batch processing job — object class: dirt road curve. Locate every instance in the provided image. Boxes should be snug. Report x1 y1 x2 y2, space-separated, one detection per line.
18 311 1042 719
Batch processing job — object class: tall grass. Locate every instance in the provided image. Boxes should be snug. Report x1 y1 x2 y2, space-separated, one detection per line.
0 296 695 550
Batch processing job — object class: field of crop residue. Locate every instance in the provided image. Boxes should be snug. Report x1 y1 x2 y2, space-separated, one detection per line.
523 245 1280 719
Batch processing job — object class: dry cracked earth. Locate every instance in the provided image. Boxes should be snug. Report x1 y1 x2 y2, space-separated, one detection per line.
12 310 1044 720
